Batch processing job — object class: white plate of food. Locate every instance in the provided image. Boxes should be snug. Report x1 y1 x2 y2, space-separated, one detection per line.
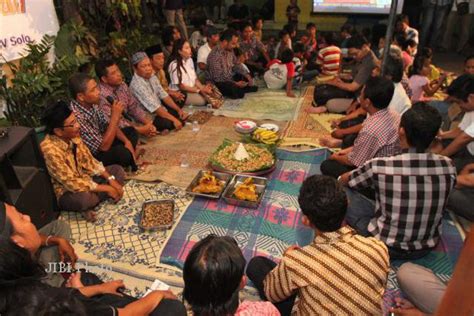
258 123 279 132
235 120 257 134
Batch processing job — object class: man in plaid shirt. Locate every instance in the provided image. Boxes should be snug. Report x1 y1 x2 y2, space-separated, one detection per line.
340 103 457 259
321 76 402 179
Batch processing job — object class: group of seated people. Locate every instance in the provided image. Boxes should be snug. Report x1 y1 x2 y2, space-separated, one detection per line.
1 13 473 316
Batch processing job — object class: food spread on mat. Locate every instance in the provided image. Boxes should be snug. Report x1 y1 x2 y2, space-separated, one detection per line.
211 141 274 172
141 201 174 229
192 171 224 194
187 111 213 124
233 178 258 202
252 128 279 145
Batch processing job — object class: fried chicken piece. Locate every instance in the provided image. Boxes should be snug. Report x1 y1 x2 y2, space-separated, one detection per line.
192 172 223 194
233 178 258 202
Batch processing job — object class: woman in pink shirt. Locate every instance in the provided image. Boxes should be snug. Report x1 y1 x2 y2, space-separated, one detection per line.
183 235 280 316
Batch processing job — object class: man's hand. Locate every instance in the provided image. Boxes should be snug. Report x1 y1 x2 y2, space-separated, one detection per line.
170 90 185 102
283 245 300 256
235 81 248 88
201 85 212 94
111 100 124 119
99 280 126 296
173 119 183 130
105 185 121 202
57 238 78 267
178 109 188 121
124 141 137 161
331 129 345 139
331 119 342 129
109 179 124 199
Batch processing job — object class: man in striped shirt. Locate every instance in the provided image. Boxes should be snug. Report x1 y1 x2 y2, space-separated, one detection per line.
340 103 457 259
316 32 341 76
246 175 389 315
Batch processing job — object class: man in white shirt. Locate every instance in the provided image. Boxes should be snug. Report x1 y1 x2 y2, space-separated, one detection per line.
432 76 474 171
197 27 220 76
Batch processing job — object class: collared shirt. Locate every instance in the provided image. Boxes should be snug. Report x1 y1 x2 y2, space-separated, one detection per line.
70 100 110 155
348 150 457 251
458 111 474 155
197 43 212 72
240 35 266 62
207 45 237 83
129 73 169 113
264 226 389 316
99 82 148 128
168 58 198 90
348 109 401 167
157 69 170 90
40 134 105 199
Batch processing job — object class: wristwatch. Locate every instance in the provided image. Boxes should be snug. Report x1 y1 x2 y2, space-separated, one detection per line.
107 175 116 182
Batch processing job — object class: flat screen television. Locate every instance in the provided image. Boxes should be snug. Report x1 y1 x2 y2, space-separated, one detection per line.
312 0 404 14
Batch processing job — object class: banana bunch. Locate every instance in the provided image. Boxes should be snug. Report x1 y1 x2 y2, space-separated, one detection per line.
252 128 279 145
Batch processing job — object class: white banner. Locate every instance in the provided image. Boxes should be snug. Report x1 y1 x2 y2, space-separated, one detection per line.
0 0 59 62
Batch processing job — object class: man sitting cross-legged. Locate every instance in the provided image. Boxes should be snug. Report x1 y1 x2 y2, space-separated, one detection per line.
0 201 77 288
206 29 258 99
69 73 138 171
246 175 389 316
320 76 402 179
339 103 457 260
41 100 125 222
321 55 411 150
0 202 187 315
130 51 187 132
95 58 157 138
431 76 474 172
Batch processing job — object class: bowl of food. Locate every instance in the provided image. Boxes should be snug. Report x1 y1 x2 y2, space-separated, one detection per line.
209 140 276 175
222 175 267 208
139 200 175 230
185 170 232 199
234 120 257 134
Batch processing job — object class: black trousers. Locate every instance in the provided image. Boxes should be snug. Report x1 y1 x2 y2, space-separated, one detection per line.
320 159 355 179
152 106 184 132
95 126 138 171
339 114 366 149
442 139 474 172
246 256 296 316
79 272 186 316
215 81 258 99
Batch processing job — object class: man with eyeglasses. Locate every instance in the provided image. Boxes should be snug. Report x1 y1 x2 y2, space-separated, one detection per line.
40 100 125 222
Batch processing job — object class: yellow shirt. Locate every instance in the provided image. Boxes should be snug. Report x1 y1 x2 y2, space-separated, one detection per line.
40 134 105 199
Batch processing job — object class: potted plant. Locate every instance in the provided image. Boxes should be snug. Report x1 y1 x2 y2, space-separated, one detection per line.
0 35 82 134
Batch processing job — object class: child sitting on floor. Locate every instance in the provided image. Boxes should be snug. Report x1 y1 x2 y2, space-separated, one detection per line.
183 235 280 316
246 175 389 316
409 55 446 103
264 48 296 97
233 47 255 87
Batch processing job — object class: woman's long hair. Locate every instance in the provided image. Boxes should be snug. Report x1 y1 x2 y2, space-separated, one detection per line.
168 38 189 86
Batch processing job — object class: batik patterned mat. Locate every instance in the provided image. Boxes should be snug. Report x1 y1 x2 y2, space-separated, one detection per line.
62 180 193 295
281 86 344 150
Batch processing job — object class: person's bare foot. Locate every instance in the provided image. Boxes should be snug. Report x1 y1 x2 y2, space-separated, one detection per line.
82 210 97 222
319 136 342 148
160 129 170 136
305 106 327 114
66 272 84 289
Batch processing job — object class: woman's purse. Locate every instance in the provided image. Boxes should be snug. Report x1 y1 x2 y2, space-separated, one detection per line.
203 83 224 109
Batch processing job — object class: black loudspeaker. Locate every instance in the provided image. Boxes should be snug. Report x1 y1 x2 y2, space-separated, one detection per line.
0 126 58 229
